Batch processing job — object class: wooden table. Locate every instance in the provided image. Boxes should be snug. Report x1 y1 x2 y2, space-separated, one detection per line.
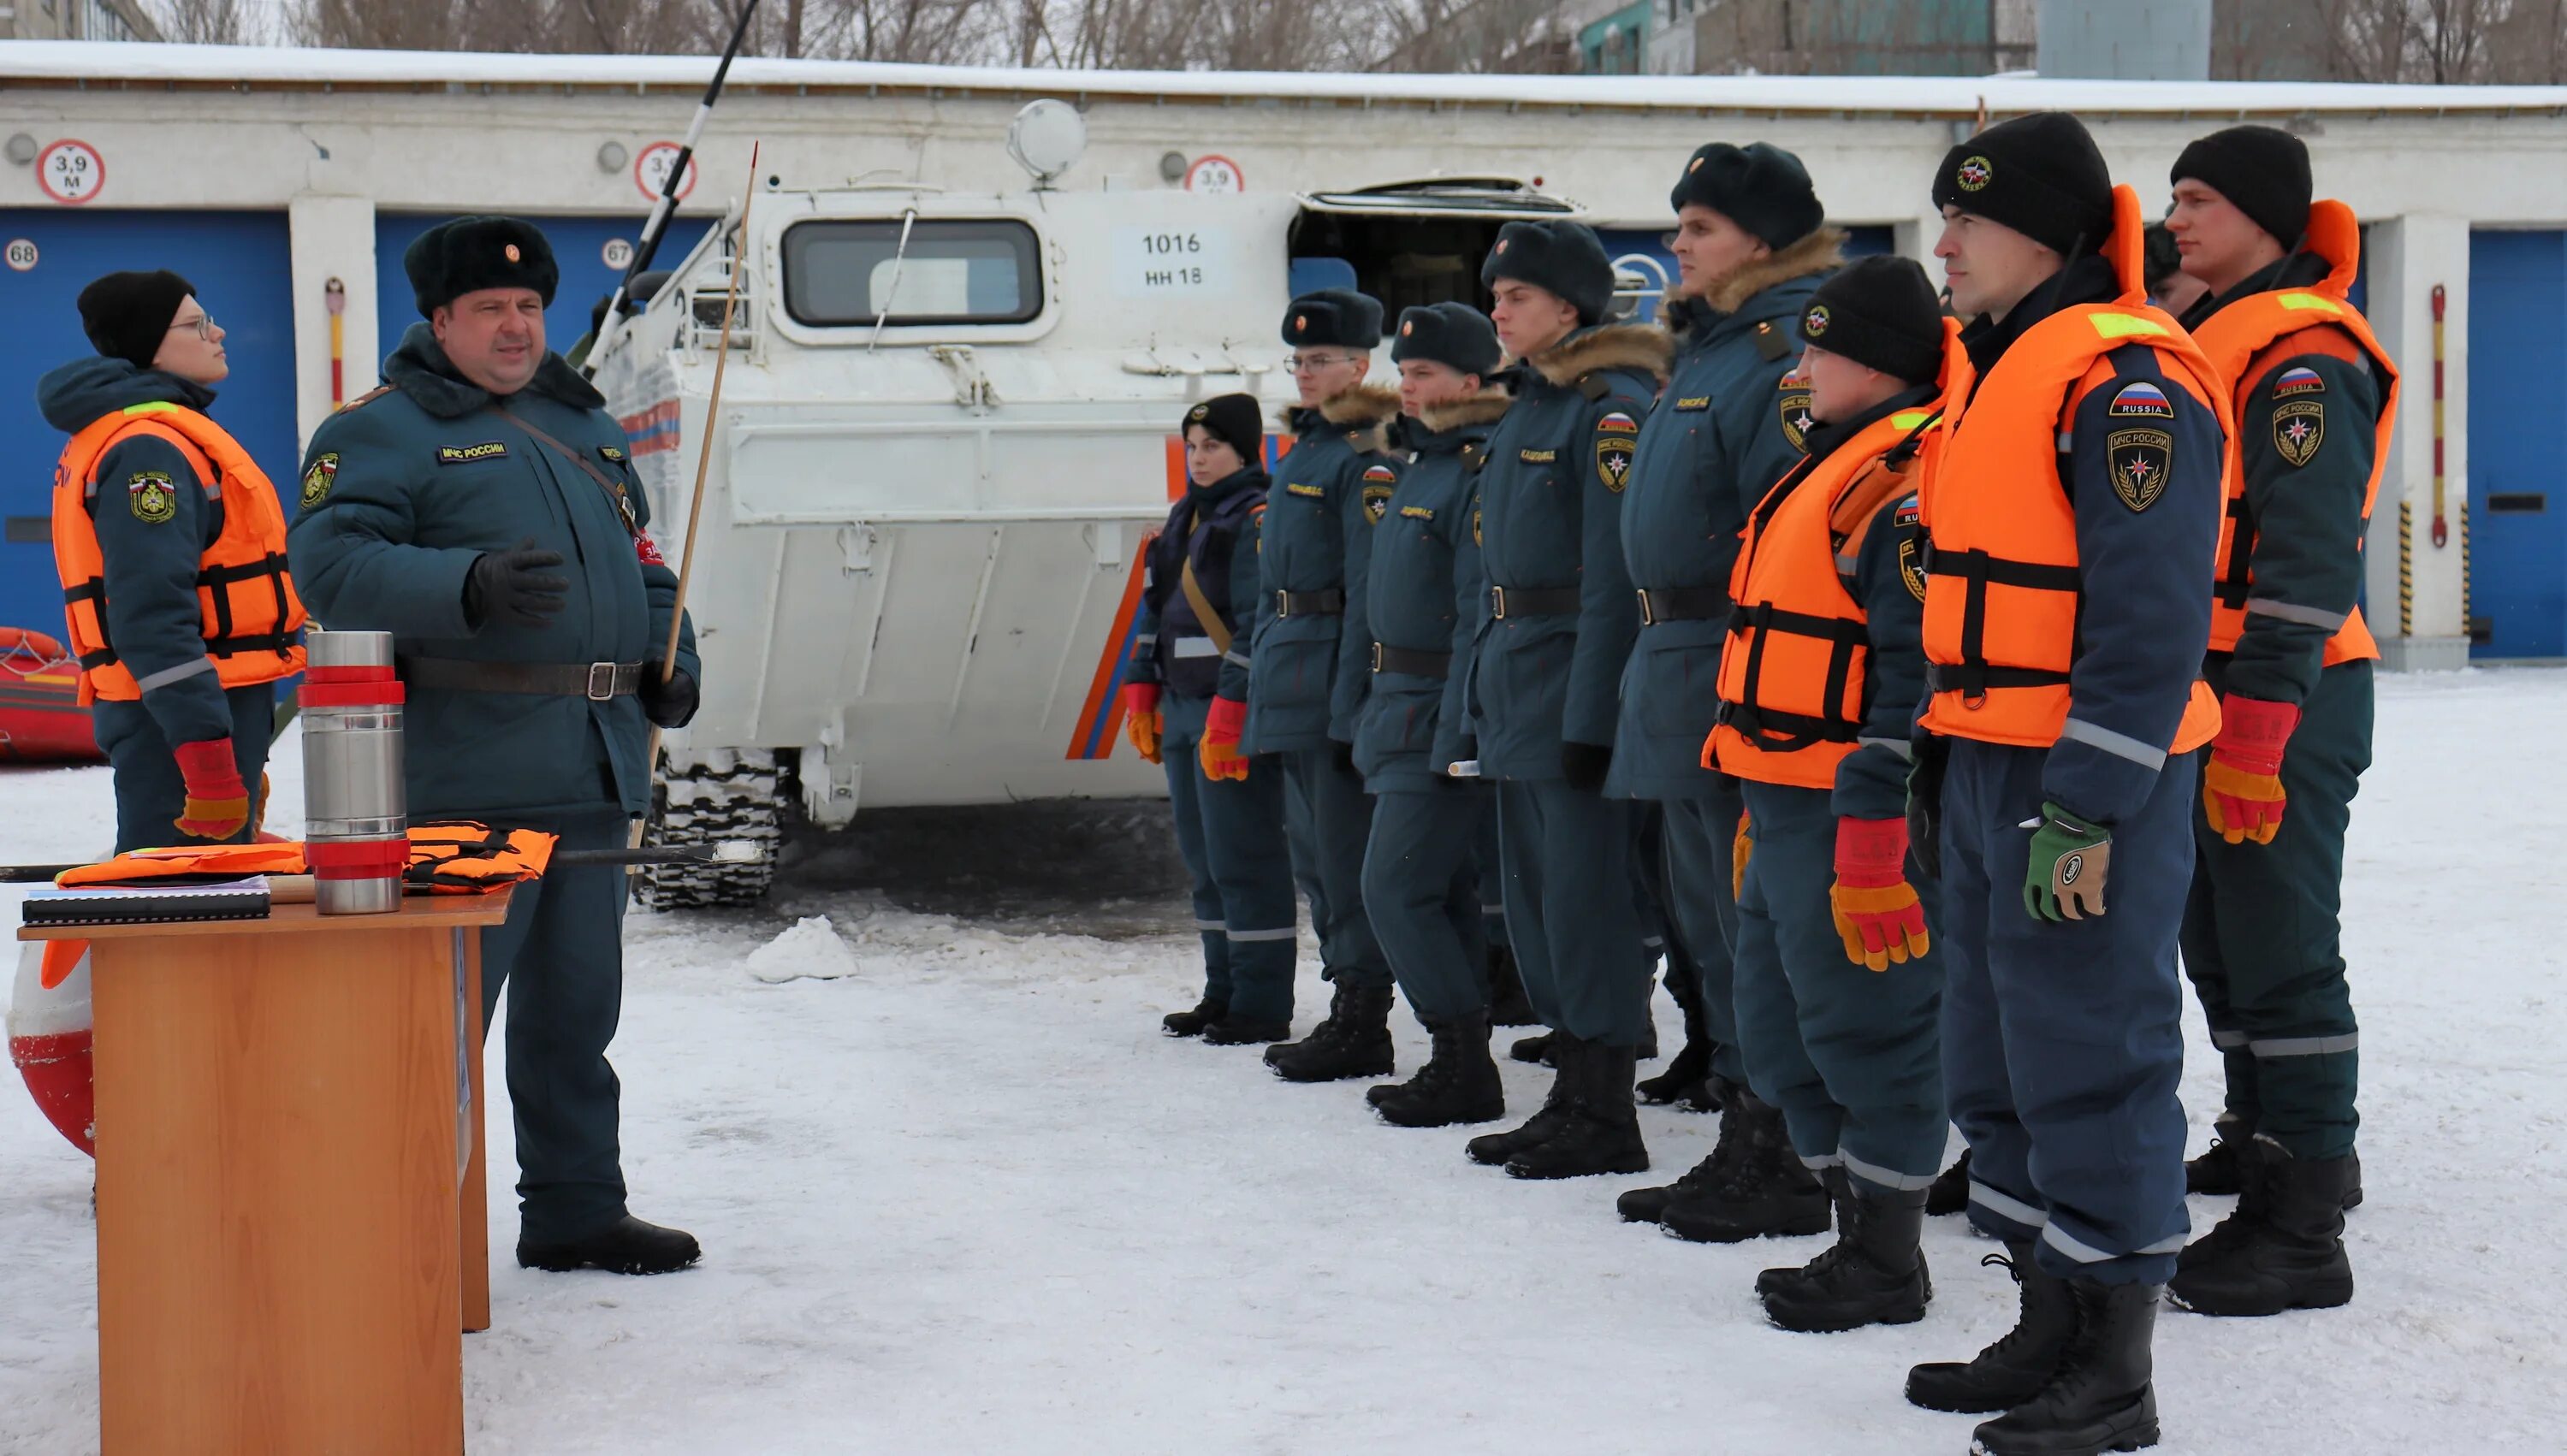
21 891 510 1456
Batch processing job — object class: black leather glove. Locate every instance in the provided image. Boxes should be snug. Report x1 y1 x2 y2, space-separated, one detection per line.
1560 739 1613 795
1906 734 1949 882
639 666 699 730
1332 738 1357 775
465 537 569 628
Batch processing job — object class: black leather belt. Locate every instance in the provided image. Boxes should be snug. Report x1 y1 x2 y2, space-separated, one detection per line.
399 656 644 701
1638 587 1727 625
1275 589 1345 617
1488 586 1580 619
1372 642 1451 678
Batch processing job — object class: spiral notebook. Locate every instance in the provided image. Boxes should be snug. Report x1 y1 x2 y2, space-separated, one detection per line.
21 877 272 927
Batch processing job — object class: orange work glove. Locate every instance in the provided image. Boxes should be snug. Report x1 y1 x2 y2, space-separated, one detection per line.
2202 695 2298 846
1829 816 1930 972
1732 808 1752 902
1199 695 1251 783
1122 682 1164 764
172 738 250 842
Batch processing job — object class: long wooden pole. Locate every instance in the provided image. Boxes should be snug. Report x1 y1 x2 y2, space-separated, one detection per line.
637 140 761 855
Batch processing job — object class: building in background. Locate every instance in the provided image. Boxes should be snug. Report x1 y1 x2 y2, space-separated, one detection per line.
2 0 159 42
1579 0 1653 74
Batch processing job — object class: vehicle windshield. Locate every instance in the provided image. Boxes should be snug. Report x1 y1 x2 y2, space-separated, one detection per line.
780 218 1042 327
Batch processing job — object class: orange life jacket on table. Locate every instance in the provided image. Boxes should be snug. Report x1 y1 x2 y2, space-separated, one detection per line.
50 402 307 706
54 842 311 886
402 823 557 890
1918 184 2232 754
2188 198 2398 667
1708 397 1944 790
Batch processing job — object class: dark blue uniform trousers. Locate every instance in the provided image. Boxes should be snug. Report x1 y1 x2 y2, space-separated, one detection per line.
93 684 276 853
1281 747 1390 989
1360 785 1488 1023
1476 808 1509 953
1734 780 1946 1192
1660 785 1746 1086
2179 660 2370 1161
1497 779 1649 1047
1941 739 2195 1285
477 803 635 1244
1164 749 1300 1022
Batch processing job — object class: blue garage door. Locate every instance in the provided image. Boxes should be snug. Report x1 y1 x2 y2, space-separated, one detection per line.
1598 223 1896 324
2467 230 2567 658
374 213 714 377
0 210 298 640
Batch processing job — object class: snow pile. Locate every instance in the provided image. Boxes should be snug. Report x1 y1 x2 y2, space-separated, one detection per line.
741 915 861 984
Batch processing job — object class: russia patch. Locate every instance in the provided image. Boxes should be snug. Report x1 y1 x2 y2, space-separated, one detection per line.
1597 411 1639 435
2107 382 2175 419
2273 367 2326 398
1778 366 1811 389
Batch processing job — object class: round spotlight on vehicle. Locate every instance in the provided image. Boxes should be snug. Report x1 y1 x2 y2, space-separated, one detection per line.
1006 99 1088 189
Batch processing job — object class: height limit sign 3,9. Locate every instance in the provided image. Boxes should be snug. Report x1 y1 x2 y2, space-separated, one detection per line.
1183 155 1244 194
38 140 104 205
635 141 699 204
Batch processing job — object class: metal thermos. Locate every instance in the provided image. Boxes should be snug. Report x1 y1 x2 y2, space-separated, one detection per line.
299 630 407 914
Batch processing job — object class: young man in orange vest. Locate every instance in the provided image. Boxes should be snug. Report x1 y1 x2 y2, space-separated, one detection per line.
2161 126 2392 1319
1704 255 1952 1331
1903 114 2229 1456
42 269 305 853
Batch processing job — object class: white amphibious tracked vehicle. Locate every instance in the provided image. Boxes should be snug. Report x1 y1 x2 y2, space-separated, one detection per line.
591 102 1586 906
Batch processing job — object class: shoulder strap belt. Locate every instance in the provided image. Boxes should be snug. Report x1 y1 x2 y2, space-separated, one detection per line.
492 405 641 542
1174 506 1236 658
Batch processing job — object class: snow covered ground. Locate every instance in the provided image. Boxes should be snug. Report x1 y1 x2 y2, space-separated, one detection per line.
6 670 2567 1454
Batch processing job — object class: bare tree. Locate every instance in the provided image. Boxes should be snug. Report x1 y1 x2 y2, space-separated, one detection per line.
151 0 252 44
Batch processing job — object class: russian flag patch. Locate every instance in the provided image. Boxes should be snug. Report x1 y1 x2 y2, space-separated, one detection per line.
2108 382 2175 418
2274 366 2327 397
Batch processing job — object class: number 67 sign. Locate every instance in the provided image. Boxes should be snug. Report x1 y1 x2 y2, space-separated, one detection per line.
38 140 104 205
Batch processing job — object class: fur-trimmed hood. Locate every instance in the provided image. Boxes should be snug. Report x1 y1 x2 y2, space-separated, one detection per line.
1319 381 1402 428
1419 388 1511 435
1700 227 1847 317
1528 323 1675 389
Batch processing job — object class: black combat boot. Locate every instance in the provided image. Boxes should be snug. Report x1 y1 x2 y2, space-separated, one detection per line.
1616 1077 1744 1223
1906 1242 2076 1414
1162 997 1226 1038
1969 1279 2161 1455
1636 976 1716 1110
2167 1139 2356 1317
1758 1165 1852 1297
1659 1094 1830 1244
1928 1147 1973 1216
1486 944 1538 1027
1509 1029 1557 1066
1202 1014 1291 1046
1372 1012 1506 1128
1504 1038 1650 1180
1265 981 1396 1083
2184 1115 2251 1194
1467 1057 1574 1166
518 1216 702 1275
1760 1175 1933 1333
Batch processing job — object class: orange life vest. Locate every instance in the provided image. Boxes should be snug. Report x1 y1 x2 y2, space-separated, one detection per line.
1708 400 1943 790
51 402 306 706
2188 198 2397 667
1918 185 2231 754
54 842 310 886
402 823 557 891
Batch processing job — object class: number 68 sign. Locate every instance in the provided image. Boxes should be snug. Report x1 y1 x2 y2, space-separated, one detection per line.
38 140 104 205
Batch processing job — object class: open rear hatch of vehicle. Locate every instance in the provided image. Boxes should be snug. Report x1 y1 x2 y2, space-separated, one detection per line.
1289 178 1586 318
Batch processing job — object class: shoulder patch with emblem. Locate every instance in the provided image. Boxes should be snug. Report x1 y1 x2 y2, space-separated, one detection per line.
1776 372 1815 453
2107 382 2175 419
299 453 339 510
1361 465 1396 524
2107 428 2174 512
598 444 629 464
1899 536 1928 602
2272 367 2326 398
2273 400 2325 468
436 441 509 465
1595 424 1636 493
127 471 176 524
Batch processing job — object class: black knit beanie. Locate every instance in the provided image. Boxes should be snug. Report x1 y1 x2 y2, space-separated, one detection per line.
77 269 195 370
1933 111 2113 258
1182 393 1263 465
1797 256 1946 386
2171 125 2313 250
1390 302 1503 378
1281 290 1384 349
1479 220 1615 327
1669 141 1825 252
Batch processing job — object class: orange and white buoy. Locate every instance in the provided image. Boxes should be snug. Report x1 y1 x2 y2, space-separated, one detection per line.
9 937 92 1157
